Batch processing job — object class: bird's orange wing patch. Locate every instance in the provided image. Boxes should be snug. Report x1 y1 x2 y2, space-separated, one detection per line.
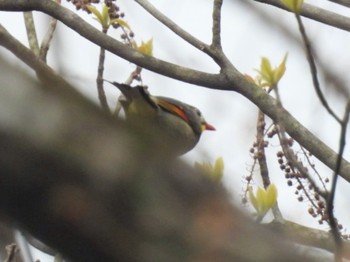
157 99 189 123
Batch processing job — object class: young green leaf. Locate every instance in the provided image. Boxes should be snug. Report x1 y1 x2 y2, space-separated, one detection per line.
86 5 104 25
101 5 110 29
137 39 153 56
281 0 304 14
248 184 278 220
194 157 225 182
273 53 288 85
265 184 278 209
256 187 267 213
255 54 288 87
260 57 273 84
213 157 224 182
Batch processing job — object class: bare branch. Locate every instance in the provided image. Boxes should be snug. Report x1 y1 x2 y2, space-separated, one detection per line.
211 0 223 50
267 219 350 258
327 100 350 260
0 23 89 108
97 44 110 113
254 0 350 33
39 15 58 62
273 85 326 198
134 0 232 68
327 0 350 8
255 110 284 222
299 146 328 192
295 14 341 123
256 111 271 188
242 0 350 98
0 24 71 88
23 11 39 56
134 0 211 53
226 71 350 184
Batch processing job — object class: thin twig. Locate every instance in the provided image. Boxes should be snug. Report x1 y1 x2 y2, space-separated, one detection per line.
23 11 40 56
266 219 350 257
134 0 211 53
97 44 110 113
211 0 223 50
135 0 232 69
254 0 350 33
255 110 284 222
256 111 270 187
295 14 341 124
39 15 58 62
294 16 349 249
242 0 350 99
295 176 322 210
124 66 143 86
327 100 350 261
272 85 321 218
274 86 326 199
0 24 83 96
299 146 328 192
327 0 350 8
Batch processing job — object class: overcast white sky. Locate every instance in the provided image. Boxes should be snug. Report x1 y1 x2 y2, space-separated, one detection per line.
1 0 350 260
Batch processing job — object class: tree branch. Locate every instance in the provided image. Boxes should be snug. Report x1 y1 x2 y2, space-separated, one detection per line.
242 0 350 99
134 0 212 54
211 0 223 50
97 44 110 113
267 220 350 258
327 100 350 260
134 0 231 68
328 0 350 8
295 14 341 123
253 0 350 33
39 13 58 62
255 110 284 222
23 11 39 56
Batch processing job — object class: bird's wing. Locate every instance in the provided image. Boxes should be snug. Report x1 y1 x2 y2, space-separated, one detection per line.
155 96 190 124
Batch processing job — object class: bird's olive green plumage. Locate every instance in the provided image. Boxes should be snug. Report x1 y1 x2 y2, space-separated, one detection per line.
109 82 215 155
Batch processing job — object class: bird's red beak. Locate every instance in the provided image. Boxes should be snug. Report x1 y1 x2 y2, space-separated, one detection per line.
204 122 216 131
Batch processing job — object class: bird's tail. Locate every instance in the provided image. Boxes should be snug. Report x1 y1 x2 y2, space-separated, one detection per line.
104 81 158 110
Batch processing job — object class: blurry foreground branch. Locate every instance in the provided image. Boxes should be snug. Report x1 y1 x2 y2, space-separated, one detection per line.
0 57 328 261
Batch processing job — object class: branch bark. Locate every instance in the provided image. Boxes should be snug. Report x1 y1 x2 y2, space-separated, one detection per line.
267 220 350 258
253 0 350 32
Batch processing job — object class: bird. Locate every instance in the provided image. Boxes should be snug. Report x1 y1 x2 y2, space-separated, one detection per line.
106 81 215 155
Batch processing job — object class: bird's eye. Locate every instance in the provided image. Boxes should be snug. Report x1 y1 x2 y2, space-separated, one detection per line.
195 109 202 117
